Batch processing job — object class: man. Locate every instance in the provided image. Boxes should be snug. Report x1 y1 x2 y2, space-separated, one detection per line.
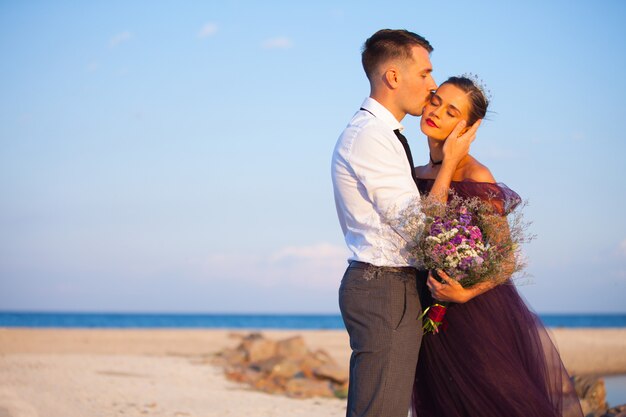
331 29 481 417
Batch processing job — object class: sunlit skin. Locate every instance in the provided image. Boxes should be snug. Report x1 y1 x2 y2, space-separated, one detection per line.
368 47 483 204
415 82 499 304
420 83 471 141
370 45 437 121
396 46 438 118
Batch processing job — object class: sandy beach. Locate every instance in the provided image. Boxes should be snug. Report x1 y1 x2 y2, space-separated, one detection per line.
1 328 625 416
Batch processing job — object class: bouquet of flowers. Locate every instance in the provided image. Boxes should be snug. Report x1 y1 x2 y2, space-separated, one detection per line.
414 192 531 334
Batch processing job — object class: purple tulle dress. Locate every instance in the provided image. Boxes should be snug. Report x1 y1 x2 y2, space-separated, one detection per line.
412 179 583 417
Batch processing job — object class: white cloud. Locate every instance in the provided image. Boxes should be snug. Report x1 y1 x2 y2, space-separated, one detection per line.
198 22 218 38
202 243 349 289
262 37 294 49
109 31 133 48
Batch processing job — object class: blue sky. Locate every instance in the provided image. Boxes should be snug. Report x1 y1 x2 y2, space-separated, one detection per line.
1 0 625 313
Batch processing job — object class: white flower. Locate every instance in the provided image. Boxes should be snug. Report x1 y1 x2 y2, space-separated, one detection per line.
426 236 442 244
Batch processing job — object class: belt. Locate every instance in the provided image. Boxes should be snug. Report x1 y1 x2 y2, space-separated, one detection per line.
349 260 416 273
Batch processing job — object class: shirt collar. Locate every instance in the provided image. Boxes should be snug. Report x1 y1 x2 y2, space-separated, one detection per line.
360 97 404 132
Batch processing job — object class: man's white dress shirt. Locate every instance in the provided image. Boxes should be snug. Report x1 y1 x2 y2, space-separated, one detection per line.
331 97 425 267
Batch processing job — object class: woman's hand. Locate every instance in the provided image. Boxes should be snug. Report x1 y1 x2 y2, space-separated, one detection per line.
429 119 482 203
426 270 470 303
442 119 482 167
427 269 497 303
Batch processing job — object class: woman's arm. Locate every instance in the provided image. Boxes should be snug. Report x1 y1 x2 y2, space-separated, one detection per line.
427 270 497 303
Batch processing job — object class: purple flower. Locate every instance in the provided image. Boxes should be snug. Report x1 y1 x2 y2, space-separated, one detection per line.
430 219 444 236
459 213 472 226
459 257 473 270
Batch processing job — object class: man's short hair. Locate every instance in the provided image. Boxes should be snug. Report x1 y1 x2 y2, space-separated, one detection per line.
362 29 433 81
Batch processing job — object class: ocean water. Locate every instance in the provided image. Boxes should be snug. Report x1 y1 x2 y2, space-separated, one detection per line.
0 312 625 329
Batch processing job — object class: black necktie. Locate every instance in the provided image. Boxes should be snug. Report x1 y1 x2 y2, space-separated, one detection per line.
359 107 419 189
393 129 419 189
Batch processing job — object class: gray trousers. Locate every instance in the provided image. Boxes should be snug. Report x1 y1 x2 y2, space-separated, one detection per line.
339 261 423 417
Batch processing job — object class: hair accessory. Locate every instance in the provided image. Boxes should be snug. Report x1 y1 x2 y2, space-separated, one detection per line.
460 72 492 102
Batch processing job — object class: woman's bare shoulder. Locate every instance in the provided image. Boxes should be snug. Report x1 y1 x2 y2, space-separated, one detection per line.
462 156 496 183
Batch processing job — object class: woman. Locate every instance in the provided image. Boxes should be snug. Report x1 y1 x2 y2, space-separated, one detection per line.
411 76 583 417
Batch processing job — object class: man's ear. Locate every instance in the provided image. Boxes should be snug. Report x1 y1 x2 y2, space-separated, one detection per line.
383 68 400 89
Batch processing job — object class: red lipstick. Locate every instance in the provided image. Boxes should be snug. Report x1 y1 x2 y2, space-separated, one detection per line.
426 118 438 128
